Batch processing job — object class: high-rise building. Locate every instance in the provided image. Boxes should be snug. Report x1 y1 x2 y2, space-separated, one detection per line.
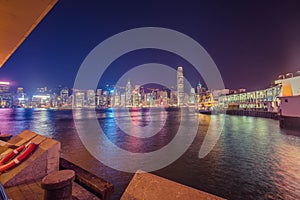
31 94 51 108
51 93 58 108
114 91 120 107
36 87 47 94
95 89 102 107
96 89 102 96
189 88 196 104
196 82 206 94
87 89 95 107
170 91 177 106
0 81 10 93
14 87 29 108
145 93 153 107
17 87 24 94
177 66 184 106
102 90 109 107
126 80 131 107
60 88 69 106
132 85 141 107
73 89 85 108
120 94 126 107
0 81 12 108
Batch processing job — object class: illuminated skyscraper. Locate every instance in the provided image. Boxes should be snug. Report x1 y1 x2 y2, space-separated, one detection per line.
177 66 184 106
189 88 196 104
196 82 206 94
96 89 102 96
17 87 24 94
14 87 28 108
73 89 85 108
126 80 131 107
95 89 102 107
114 91 120 107
0 81 10 93
120 94 126 107
31 94 51 108
87 89 95 107
36 87 47 94
0 81 12 107
60 88 69 106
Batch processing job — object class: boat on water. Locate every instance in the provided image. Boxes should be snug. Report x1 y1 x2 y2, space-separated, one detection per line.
278 95 300 130
198 109 212 114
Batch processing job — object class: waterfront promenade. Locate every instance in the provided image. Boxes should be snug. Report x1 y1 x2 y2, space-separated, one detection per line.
0 109 299 199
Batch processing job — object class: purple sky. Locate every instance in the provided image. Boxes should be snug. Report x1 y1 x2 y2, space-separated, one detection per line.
1 0 300 94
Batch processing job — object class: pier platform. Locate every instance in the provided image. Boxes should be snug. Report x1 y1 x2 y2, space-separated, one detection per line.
121 170 225 200
0 130 113 200
225 110 278 119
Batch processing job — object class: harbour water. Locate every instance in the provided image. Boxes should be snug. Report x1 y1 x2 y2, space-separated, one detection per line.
0 108 299 200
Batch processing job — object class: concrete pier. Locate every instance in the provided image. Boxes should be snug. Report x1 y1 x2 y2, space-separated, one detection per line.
225 110 278 119
0 130 60 187
0 130 114 200
121 170 225 200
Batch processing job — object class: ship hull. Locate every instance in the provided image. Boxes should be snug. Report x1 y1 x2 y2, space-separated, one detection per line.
279 116 300 130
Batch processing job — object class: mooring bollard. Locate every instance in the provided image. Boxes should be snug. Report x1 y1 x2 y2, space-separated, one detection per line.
41 170 75 200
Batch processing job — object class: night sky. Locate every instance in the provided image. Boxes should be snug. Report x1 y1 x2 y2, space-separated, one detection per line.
1 0 300 94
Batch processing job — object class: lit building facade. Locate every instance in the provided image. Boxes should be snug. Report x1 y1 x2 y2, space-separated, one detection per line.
31 94 51 108
126 80 131 107
60 88 69 106
177 67 184 106
14 87 29 108
0 81 12 108
189 88 196 105
73 90 85 108
218 85 281 112
86 89 95 107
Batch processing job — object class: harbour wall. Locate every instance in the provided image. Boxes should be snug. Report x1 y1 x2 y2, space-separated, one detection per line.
225 110 278 119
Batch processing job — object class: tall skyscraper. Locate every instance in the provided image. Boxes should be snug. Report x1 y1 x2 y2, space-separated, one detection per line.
60 88 69 106
95 89 102 107
96 89 102 96
0 81 12 108
14 87 28 108
177 66 184 106
126 80 131 107
189 88 196 104
73 89 85 108
87 89 95 107
120 94 126 107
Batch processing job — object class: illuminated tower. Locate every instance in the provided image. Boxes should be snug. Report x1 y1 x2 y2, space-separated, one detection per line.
126 80 131 107
189 88 196 104
73 89 85 108
0 81 10 93
60 88 69 106
0 81 12 108
17 87 24 94
177 67 184 106
96 89 102 107
87 89 95 107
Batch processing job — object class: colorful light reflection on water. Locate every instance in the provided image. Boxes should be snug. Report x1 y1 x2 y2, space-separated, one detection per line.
0 108 299 200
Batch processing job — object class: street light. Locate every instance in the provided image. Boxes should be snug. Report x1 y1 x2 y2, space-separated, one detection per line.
277 74 285 80
285 73 293 78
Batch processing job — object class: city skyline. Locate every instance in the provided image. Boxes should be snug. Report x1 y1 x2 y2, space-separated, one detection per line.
1 64 297 110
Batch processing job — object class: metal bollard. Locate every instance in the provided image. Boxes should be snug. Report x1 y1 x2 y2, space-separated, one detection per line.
41 170 75 200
